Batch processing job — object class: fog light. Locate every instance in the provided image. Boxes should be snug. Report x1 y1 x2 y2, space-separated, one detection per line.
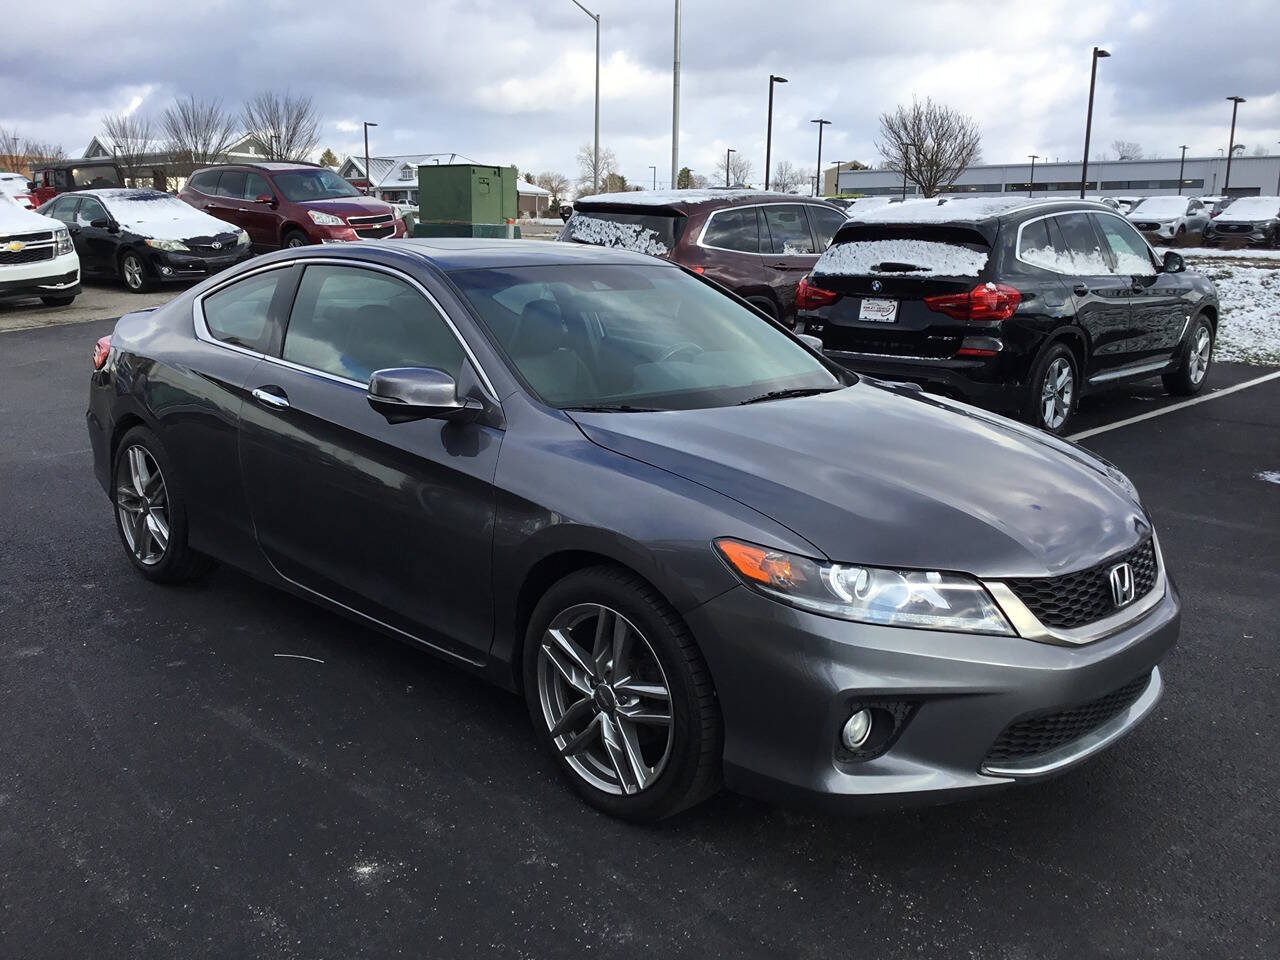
841 709 873 751
159 265 173 276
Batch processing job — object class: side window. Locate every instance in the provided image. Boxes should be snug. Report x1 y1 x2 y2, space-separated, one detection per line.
1093 214 1156 276
762 205 816 255
808 205 848 250
47 197 78 223
1054 212 1113 274
244 172 271 200
76 197 108 226
189 170 218 194
216 170 247 198
1187 199 1202 213
282 265 465 384
701 207 760 253
201 269 288 352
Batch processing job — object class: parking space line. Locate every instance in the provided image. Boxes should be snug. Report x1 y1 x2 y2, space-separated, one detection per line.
1069 370 1280 441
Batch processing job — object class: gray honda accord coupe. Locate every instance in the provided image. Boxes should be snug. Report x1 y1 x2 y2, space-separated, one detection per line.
86 239 1179 821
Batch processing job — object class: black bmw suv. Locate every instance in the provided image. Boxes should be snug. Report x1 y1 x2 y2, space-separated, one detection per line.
795 197 1219 433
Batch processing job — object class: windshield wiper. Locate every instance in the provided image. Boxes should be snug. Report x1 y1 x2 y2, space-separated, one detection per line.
563 404 664 413
737 387 838 406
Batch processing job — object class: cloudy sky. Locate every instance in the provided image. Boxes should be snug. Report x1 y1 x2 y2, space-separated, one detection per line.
3 0 1279 189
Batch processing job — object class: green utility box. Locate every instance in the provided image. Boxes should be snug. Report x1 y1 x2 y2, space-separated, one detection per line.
413 163 519 238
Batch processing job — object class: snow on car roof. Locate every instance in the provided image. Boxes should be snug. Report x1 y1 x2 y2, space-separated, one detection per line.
1128 196 1192 217
574 189 795 207
1216 196 1280 221
851 196 1041 224
0 192 59 231
87 188 238 239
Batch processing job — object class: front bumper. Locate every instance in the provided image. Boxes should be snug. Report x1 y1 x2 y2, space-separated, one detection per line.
1135 223 1179 240
0 250 81 299
315 219 407 244
147 246 252 281
1203 227 1274 246
685 577 1179 811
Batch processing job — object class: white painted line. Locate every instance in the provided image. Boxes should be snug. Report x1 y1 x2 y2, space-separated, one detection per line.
1069 370 1280 441
273 653 326 664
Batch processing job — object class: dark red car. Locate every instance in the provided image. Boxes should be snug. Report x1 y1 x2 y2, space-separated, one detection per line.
178 162 406 250
561 190 847 323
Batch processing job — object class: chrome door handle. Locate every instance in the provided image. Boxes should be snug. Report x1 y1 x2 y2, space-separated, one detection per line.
252 387 290 409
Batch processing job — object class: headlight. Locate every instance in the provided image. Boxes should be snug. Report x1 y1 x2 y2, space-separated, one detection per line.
307 210 344 226
236 229 250 246
54 226 73 255
145 238 189 252
714 539 1014 635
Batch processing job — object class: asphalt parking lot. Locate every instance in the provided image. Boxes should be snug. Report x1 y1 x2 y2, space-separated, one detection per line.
1 318 1276 959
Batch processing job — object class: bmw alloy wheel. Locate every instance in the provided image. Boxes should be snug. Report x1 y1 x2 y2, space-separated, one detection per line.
115 445 170 565
1041 356 1075 430
1188 326 1211 385
536 603 674 796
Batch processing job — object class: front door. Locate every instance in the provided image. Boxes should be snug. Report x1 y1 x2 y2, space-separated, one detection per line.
1092 213 1184 367
72 195 116 274
238 262 502 661
239 171 281 248
1053 211 1136 378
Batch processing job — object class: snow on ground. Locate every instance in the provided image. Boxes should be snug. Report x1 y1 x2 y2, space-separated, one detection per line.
1161 246 1280 262
1182 255 1280 364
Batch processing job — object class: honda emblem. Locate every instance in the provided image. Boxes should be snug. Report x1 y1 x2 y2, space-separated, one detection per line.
1108 562 1136 607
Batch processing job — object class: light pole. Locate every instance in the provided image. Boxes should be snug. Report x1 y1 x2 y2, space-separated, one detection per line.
1079 46 1110 198
1177 145 1188 195
671 0 681 191
725 148 736 187
830 161 842 196
363 121 377 197
765 74 787 190
1028 154 1039 197
649 165 657 191
811 118 831 197
1275 142 1280 194
1224 96 1245 194
571 1 601 193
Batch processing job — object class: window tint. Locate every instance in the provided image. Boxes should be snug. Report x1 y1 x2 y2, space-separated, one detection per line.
216 171 247 198
1054 213 1112 274
1093 214 1156 275
188 170 219 194
76 197 108 226
808 205 847 250
701 207 760 253
763 205 815 255
201 269 286 352
244 172 271 200
46 197 78 223
283 265 465 384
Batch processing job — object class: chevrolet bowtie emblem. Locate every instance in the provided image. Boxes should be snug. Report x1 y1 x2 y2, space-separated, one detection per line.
5 240 26 253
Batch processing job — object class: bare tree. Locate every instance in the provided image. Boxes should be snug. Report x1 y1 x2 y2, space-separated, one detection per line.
0 127 23 171
25 141 65 164
535 170 570 205
575 143 618 196
242 91 321 161
162 95 241 165
101 112 158 185
770 159 804 194
713 152 754 187
1251 144 1270 157
876 97 982 198
1109 139 1143 160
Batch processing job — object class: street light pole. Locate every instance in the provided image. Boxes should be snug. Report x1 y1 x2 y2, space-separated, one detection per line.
1177 145 1188 195
765 74 787 191
363 121 378 197
571 1 601 193
810 118 831 197
1079 46 1110 199
725 148 735 187
1028 154 1039 197
1276 142 1280 194
671 0 681 191
829 161 842 196
1224 96 1246 194
649 165 657 191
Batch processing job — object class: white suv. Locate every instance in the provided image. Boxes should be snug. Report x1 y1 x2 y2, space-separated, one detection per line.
0 193 80 307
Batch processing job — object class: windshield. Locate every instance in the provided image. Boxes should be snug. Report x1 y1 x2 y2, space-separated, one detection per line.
450 263 839 410
273 168 360 202
1129 197 1190 218
564 210 685 257
1218 197 1280 220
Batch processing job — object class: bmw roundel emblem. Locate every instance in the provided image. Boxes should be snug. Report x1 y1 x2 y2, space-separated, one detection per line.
870 279 882 292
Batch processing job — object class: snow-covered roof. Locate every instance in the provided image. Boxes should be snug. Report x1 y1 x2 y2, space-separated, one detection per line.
516 179 550 196
360 154 483 189
575 188 798 207
1127 196 1193 218
852 196 1037 224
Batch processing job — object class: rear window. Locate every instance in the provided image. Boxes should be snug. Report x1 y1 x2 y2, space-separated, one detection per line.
70 165 121 189
814 225 989 279
565 209 685 256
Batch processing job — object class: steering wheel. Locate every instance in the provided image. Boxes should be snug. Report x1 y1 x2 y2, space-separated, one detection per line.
656 341 704 363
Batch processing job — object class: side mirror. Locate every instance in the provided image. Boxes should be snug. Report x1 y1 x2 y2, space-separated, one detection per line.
1161 251 1185 274
254 193 276 206
89 217 111 229
796 333 824 352
367 367 482 424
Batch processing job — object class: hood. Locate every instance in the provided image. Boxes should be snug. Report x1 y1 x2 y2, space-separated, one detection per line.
307 196 395 218
97 192 238 241
570 383 1149 579
0 194 60 233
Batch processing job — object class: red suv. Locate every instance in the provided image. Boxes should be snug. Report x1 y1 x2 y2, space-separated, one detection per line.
178 162 406 250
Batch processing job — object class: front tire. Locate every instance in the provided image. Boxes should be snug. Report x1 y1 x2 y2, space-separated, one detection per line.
1163 314 1213 396
111 426 214 583
1023 342 1078 434
119 251 151 293
282 228 310 249
522 565 722 821
40 295 76 307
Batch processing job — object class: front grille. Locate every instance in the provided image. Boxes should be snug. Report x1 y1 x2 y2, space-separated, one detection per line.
0 245 55 265
1134 222 1160 231
1004 538 1157 630
3 230 54 243
1219 223 1250 232
822 328 960 358
353 225 395 239
348 213 393 227
187 235 240 255
985 673 1151 765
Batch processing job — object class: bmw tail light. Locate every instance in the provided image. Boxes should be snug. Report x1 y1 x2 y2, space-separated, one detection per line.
796 276 840 311
924 283 1021 324
92 336 111 370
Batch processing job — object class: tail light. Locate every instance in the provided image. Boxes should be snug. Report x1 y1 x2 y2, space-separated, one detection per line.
924 283 1021 324
795 275 840 311
92 336 111 370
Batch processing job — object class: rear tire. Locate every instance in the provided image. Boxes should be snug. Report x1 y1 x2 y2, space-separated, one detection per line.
111 426 215 583
1162 314 1213 396
1023 342 1078 434
40 295 76 307
522 565 722 821
119 251 151 293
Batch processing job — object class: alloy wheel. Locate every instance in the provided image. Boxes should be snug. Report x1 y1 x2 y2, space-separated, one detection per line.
536 603 674 796
122 255 144 290
115 445 170 565
1188 326 1211 385
1040 356 1075 430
